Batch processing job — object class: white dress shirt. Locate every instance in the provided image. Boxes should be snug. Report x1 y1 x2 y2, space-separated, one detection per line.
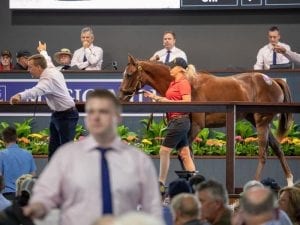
254 42 291 70
152 46 187 63
30 135 162 225
19 51 75 111
71 44 103 70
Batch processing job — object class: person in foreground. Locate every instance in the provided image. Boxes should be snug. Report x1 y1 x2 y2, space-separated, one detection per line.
143 58 196 187
23 89 162 225
10 50 79 159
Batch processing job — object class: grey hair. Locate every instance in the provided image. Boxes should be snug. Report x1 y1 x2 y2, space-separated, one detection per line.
196 180 229 205
171 193 201 219
81 26 94 37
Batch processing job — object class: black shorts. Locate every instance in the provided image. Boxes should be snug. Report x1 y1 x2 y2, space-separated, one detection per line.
162 116 190 150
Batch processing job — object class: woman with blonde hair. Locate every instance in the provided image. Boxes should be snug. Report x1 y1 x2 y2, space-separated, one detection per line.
143 58 196 187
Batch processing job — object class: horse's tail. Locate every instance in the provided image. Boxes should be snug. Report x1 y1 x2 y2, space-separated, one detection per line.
273 78 293 139
185 64 197 83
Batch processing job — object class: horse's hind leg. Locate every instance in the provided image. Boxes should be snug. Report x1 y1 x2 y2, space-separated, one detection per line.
268 132 293 186
254 115 270 181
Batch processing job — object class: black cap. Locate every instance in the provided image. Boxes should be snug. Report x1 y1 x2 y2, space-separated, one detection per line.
261 177 280 191
168 178 192 198
1 50 12 58
167 57 188 69
16 50 31 58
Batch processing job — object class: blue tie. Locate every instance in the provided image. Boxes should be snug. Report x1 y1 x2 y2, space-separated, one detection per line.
98 147 113 214
273 51 277 65
83 54 87 62
165 50 171 64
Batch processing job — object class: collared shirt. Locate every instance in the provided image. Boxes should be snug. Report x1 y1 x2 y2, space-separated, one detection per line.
0 144 36 193
166 76 191 119
30 135 162 225
152 46 187 63
254 42 291 70
71 44 103 70
18 52 75 112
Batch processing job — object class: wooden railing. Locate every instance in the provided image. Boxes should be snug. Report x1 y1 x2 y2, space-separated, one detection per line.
1 101 300 194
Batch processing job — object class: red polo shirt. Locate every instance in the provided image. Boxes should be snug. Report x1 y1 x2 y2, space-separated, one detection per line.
165 76 191 120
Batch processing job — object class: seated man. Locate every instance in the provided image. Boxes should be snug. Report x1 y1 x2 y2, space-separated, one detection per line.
0 50 13 71
150 31 187 64
71 26 103 70
0 127 36 201
53 48 73 71
254 26 290 70
14 50 31 70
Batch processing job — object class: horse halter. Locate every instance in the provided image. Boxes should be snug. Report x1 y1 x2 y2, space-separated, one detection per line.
121 64 144 98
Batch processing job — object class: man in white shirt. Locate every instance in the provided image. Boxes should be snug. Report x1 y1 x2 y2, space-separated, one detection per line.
23 89 162 225
254 26 290 70
274 45 300 64
10 51 79 160
71 26 103 70
150 31 187 64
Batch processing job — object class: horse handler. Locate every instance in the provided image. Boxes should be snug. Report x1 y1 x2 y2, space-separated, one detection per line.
143 58 196 188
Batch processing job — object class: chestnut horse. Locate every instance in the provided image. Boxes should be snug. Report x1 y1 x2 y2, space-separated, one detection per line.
119 55 294 185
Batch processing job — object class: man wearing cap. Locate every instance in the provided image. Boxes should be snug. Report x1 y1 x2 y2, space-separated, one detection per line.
71 26 103 70
150 31 187 64
15 50 31 70
0 50 13 71
53 48 73 71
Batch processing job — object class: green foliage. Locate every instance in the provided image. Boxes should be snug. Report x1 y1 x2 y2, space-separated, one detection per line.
14 118 33 138
235 120 256 138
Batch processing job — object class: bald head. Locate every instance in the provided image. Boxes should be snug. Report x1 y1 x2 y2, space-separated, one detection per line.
171 193 201 221
240 187 275 215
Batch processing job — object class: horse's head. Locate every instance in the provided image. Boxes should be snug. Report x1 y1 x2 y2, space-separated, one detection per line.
119 55 146 101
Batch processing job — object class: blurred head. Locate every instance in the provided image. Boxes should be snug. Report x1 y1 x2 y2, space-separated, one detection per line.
278 186 300 223
15 174 37 206
54 48 72 65
196 180 228 222
240 187 276 224
0 50 12 68
163 31 176 51
268 26 280 46
171 193 201 225
189 174 206 193
16 50 31 69
2 126 17 145
81 26 94 47
85 89 121 139
27 54 47 78
168 179 192 199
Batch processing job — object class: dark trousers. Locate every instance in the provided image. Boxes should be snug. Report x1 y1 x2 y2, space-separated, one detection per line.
48 108 79 160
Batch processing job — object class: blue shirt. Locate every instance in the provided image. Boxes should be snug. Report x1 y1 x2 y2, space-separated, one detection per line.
0 194 11 211
0 144 36 193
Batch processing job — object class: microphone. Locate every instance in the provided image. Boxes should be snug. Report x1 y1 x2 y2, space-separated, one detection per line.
112 61 118 70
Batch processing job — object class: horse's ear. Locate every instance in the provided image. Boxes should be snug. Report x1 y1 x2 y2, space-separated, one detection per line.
128 54 137 65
